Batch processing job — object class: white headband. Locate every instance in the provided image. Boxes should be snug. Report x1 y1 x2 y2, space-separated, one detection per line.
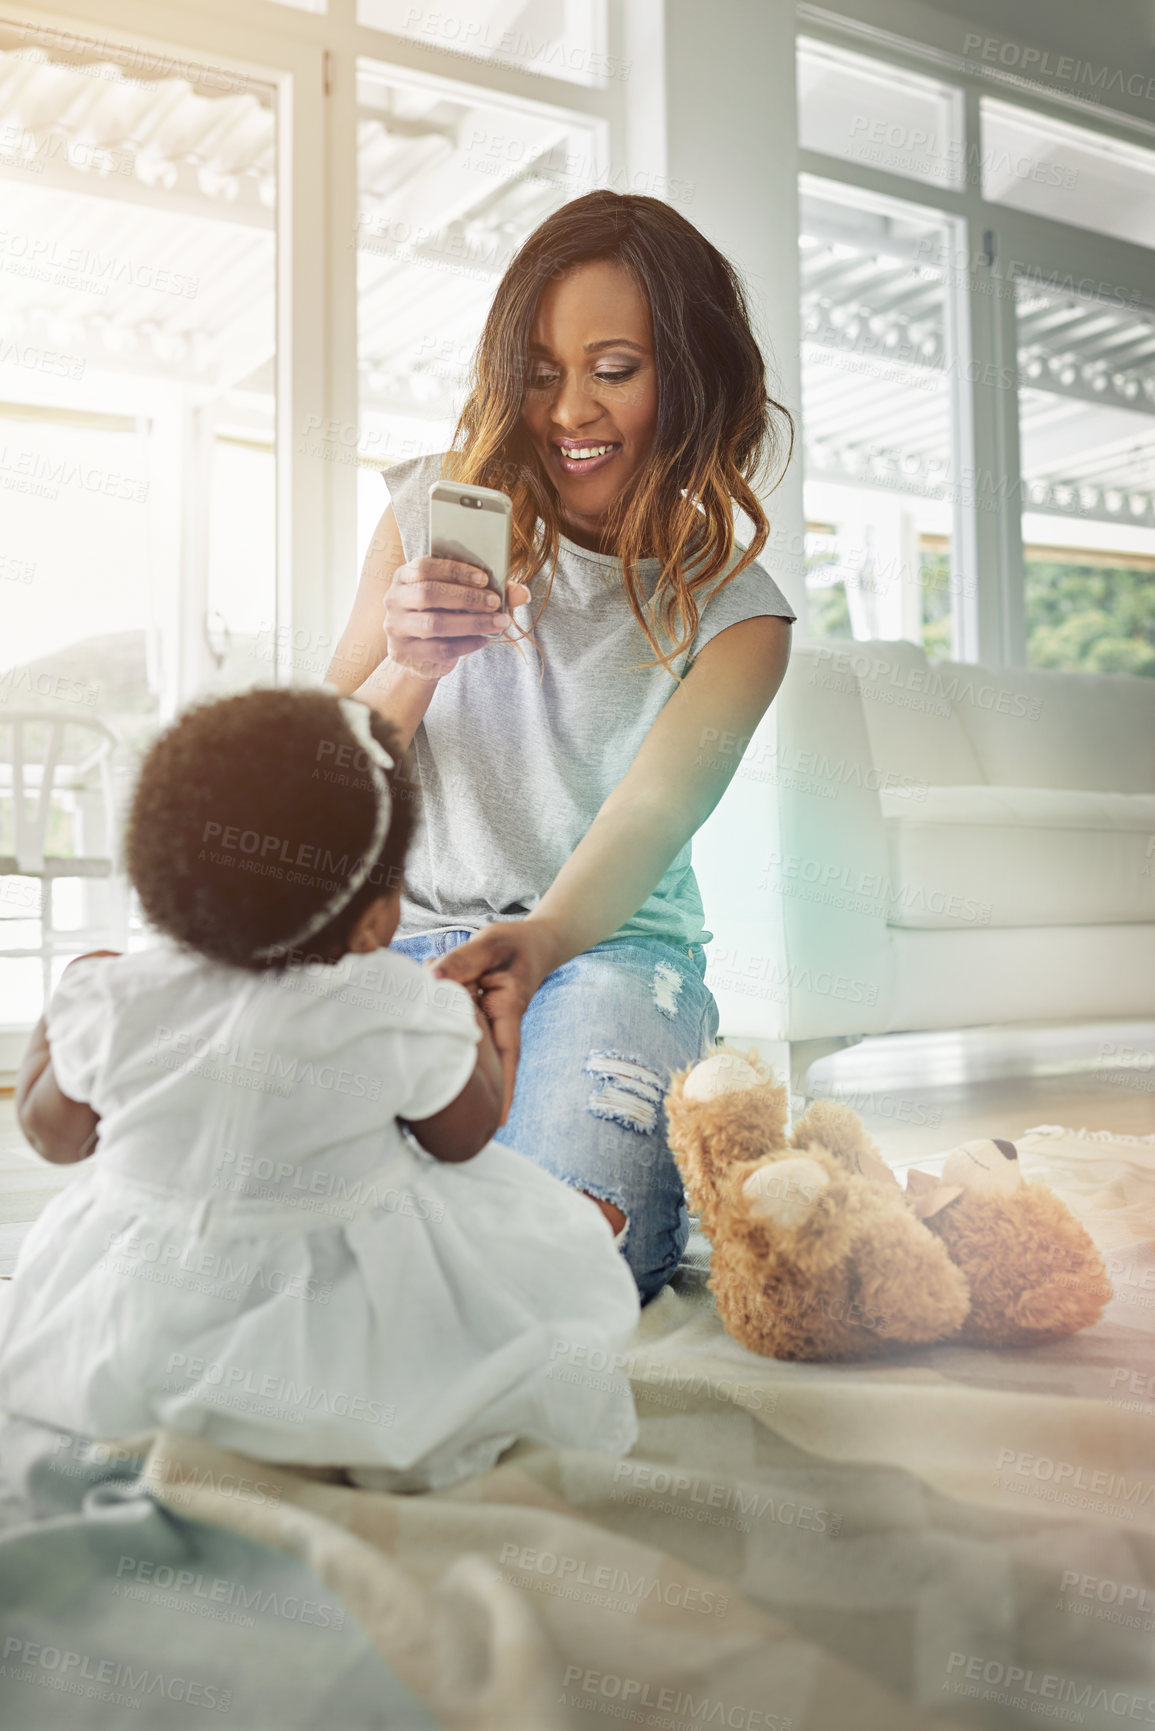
250 696 395 961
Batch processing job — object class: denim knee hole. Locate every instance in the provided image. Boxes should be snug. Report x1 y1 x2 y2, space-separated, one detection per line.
582 1050 665 1135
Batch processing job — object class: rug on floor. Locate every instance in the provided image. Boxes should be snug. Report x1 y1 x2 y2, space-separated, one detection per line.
1017 1123 1155 1251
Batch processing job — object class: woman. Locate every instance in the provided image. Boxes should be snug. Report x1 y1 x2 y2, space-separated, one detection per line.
327 191 795 1304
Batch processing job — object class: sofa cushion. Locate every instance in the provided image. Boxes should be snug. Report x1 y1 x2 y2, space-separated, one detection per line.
804 639 984 789
934 661 1155 794
880 785 1155 928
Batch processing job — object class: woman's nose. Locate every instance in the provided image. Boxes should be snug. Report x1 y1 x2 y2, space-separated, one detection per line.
553 368 600 427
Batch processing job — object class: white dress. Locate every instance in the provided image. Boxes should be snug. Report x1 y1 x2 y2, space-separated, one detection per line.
0 943 640 1490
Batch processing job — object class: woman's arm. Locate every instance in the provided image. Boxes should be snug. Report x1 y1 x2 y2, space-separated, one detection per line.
526 615 792 965
431 616 792 1116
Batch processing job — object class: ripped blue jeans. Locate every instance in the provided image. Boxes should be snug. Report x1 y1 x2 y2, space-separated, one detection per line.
389 929 720 1305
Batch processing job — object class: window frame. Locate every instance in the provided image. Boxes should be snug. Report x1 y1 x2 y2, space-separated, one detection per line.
796 8 1155 665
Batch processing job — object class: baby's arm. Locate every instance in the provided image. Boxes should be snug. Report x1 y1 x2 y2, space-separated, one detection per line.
15 950 118 1164
17 1016 100 1163
401 1000 505 1162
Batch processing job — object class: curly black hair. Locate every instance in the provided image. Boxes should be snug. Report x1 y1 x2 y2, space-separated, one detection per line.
126 688 417 970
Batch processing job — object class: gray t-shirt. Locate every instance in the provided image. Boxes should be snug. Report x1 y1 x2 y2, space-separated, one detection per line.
382 451 796 949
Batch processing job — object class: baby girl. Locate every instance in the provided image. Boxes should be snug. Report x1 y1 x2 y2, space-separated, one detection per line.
0 688 639 1490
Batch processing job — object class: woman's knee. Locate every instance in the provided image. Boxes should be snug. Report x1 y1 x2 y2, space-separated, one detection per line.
579 1191 627 1238
577 1185 681 1305
624 1198 691 1306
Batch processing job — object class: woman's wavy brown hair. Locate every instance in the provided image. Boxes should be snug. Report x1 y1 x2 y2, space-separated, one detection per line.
443 190 794 678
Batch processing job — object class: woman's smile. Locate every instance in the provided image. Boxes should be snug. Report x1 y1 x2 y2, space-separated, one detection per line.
553 438 623 477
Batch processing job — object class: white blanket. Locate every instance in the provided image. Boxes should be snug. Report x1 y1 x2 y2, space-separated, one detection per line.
115 1128 1155 1731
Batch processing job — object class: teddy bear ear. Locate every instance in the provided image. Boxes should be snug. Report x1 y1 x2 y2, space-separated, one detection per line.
941 1139 1023 1194
666 1051 791 1217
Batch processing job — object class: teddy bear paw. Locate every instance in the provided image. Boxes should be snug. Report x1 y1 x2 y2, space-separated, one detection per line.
741 1157 829 1229
681 1051 762 1102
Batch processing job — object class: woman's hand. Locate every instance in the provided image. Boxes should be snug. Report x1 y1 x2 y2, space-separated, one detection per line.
384 558 532 680
426 920 565 1125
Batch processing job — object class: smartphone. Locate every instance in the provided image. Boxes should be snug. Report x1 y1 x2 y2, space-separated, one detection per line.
429 480 511 603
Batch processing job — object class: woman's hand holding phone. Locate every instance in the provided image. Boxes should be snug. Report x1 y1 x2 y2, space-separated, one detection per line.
384 558 531 681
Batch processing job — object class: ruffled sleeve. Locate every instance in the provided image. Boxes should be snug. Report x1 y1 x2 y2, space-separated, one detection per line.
43 955 116 1106
395 1009 482 1121
283 949 483 1126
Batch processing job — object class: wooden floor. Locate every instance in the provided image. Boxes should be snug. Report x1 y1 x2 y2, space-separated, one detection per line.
808 1017 1154 1171
1 1018 1152 1276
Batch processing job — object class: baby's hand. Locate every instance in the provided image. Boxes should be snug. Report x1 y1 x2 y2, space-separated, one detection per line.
425 959 482 1006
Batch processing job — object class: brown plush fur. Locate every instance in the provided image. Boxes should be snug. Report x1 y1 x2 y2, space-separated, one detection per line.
787 1097 896 1184
665 1046 1113 1363
925 1185 1112 1347
665 1052 970 1361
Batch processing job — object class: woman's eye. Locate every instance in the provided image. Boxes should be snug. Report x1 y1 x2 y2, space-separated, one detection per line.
526 366 637 388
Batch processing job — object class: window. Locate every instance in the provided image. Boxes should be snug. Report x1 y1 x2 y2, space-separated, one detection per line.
797 181 961 653
1015 280 1155 675
982 99 1155 249
0 1 617 1045
798 39 962 190
0 33 277 1026
353 58 602 571
798 27 1155 672
0 41 277 746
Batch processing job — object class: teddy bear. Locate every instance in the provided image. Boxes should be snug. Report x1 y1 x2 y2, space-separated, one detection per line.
663 1046 1113 1362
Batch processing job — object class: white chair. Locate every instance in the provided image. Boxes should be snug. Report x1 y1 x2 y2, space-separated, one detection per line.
0 711 129 1009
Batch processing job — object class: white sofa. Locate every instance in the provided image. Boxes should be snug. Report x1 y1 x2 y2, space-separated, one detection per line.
695 638 1155 1093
